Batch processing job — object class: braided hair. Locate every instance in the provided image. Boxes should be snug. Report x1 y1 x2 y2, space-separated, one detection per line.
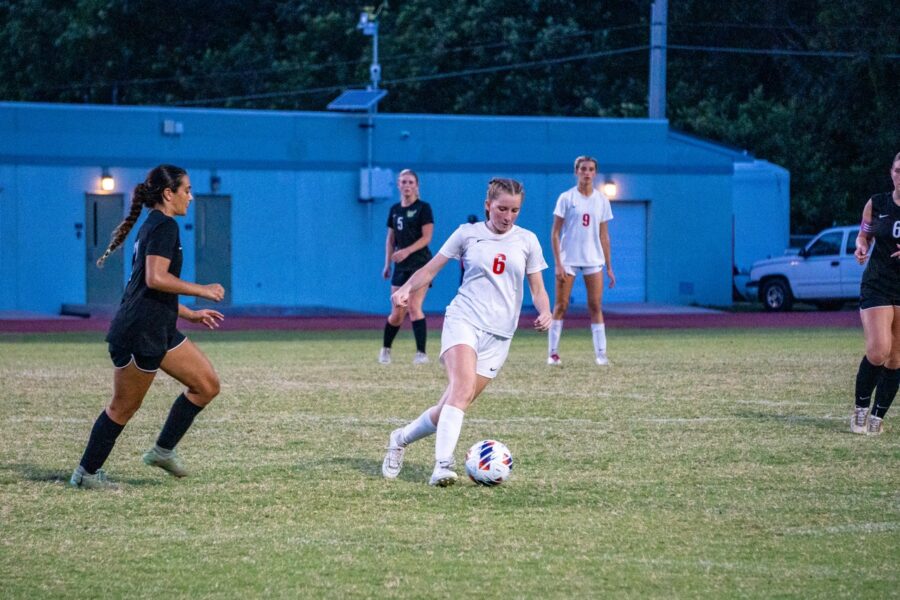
484 177 524 219
96 165 186 268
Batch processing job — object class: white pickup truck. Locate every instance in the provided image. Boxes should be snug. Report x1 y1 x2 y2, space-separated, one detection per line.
745 225 865 311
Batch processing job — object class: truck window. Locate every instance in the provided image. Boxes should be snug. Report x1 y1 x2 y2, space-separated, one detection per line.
807 231 842 257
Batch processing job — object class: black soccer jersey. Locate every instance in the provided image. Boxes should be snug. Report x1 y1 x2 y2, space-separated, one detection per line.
862 193 900 292
106 210 183 355
386 199 434 270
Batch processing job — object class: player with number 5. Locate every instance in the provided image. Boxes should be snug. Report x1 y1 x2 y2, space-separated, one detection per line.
382 177 552 486
547 155 616 367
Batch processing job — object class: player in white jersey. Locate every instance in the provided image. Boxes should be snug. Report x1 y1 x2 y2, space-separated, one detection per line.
547 155 616 366
381 178 552 486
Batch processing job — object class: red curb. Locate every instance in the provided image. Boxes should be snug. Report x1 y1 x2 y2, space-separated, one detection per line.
0 311 860 334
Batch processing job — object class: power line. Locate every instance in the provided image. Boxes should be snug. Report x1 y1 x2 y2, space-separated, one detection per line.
672 22 887 33
36 23 648 94
668 44 900 59
174 44 650 107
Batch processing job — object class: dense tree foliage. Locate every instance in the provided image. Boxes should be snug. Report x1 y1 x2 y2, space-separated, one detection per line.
1 0 897 232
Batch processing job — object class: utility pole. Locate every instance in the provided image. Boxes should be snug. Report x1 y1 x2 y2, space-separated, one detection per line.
648 0 668 120
357 4 385 191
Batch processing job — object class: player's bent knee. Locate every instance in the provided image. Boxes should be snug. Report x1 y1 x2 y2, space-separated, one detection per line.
204 374 221 400
867 348 891 365
107 402 140 424
191 374 220 404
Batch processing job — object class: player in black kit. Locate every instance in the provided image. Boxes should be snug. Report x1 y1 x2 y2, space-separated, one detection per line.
379 169 434 365
852 151 900 436
70 165 225 489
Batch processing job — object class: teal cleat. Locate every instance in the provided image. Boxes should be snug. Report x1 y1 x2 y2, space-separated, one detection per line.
69 467 118 490
142 447 188 478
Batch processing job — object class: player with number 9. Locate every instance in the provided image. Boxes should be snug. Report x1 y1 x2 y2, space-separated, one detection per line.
382 177 552 486
547 155 616 367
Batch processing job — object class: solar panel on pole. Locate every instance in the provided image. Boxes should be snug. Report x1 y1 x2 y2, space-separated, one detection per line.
327 89 387 112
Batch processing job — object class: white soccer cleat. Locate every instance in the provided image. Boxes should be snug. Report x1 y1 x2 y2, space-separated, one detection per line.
382 428 406 479
595 352 610 366
867 415 884 436
378 347 392 365
851 406 869 434
547 353 561 366
413 352 430 365
428 460 458 487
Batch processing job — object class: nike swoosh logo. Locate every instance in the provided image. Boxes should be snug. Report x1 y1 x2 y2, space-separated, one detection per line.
879 214 889 218
489 367 497 371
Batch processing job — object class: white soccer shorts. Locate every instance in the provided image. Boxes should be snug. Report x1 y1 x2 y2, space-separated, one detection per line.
440 316 512 379
563 264 603 276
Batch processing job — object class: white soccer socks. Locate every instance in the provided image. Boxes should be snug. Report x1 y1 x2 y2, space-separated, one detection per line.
591 322 607 357
548 320 564 357
400 407 438 446
434 405 465 464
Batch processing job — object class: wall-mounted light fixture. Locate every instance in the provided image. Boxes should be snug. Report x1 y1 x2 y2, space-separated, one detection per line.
210 170 221 194
601 177 617 199
100 168 115 192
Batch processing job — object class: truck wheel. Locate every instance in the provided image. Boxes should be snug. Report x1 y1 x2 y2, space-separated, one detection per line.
761 279 793 312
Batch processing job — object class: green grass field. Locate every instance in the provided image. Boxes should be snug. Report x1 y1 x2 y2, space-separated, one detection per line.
1 328 898 598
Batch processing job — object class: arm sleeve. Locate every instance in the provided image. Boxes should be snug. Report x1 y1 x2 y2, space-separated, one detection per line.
599 196 614 223
552 192 568 219
421 202 434 225
385 206 394 229
438 226 465 260
525 232 549 274
144 219 179 259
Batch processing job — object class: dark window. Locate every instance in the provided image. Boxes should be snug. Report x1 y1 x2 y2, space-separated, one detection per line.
807 232 842 257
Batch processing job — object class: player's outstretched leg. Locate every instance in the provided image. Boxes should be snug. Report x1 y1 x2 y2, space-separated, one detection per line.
145 340 219 477
382 405 440 479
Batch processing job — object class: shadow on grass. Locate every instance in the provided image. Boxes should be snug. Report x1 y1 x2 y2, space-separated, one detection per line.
0 463 165 487
733 410 839 432
305 456 433 483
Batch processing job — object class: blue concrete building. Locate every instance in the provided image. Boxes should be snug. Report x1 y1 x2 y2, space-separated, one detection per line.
0 101 788 316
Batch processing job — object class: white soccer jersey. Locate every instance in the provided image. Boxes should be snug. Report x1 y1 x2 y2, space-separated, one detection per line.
553 186 614 267
439 222 548 338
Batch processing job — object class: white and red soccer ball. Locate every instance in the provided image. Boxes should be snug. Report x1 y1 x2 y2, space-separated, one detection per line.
465 439 513 486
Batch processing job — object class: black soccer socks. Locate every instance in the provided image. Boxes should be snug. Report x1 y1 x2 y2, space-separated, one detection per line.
156 393 204 451
383 321 401 348
872 367 900 419
855 355 884 408
412 318 427 353
79 410 125 474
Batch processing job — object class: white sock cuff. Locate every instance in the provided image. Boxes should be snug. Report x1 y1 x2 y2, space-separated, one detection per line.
591 323 605 332
439 405 465 425
551 320 564 329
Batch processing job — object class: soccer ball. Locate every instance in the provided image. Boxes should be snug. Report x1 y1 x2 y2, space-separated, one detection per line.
465 439 513 486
